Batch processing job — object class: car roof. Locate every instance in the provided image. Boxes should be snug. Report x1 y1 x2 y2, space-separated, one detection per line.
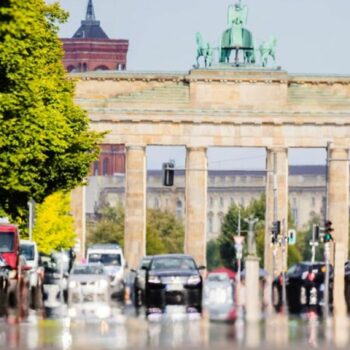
20 240 36 246
151 254 195 260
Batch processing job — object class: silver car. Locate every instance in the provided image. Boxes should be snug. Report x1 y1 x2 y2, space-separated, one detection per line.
68 263 112 318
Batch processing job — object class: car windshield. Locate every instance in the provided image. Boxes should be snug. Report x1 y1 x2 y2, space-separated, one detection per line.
20 244 35 261
88 253 121 266
72 265 105 275
0 233 15 253
150 257 196 271
208 273 229 282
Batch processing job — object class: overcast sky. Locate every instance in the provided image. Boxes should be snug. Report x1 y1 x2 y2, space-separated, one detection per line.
55 0 346 168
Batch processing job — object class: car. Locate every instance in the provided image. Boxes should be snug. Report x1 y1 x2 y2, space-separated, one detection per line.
68 263 111 319
0 257 9 315
345 261 350 313
20 240 44 309
203 272 236 322
272 262 329 314
131 256 153 307
143 254 204 314
86 244 126 300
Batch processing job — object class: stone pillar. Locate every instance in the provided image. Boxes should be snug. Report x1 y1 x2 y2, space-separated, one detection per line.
71 186 86 260
264 148 288 276
185 147 207 267
328 147 349 318
245 255 261 323
124 145 146 269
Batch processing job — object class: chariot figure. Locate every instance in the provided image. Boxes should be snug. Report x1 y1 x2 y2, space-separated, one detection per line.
220 2 255 64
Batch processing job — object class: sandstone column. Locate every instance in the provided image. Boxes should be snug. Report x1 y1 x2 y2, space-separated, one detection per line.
124 145 146 269
185 147 207 267
264 147 289 276
71 186 86 260
328 147 349 318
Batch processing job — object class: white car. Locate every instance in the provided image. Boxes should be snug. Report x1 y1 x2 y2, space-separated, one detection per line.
20 240 43 309
86 244 126 299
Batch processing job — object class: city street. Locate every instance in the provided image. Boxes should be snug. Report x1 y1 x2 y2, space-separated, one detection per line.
0 305 349 349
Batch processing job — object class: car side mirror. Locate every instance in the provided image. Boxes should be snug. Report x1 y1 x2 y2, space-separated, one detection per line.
141 266 149 271
130 268 137 273
124 261 128 269
198 265 206 270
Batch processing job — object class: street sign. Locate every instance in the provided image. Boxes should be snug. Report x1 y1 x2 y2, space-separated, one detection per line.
234 236 245 260
288 229 296 245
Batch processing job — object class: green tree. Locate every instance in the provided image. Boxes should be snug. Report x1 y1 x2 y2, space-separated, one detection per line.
87 204 184 255
0 0 102 223
87 203 125 247
218 195 266 269
33 191 76 254
206 239 221 271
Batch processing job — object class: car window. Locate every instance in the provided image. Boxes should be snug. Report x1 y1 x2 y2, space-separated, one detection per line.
20 244 35 261
88 253 121 266
208 273 229 282
72 265 104 275
150 257 196 271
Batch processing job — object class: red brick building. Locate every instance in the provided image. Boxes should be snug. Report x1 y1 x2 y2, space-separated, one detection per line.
61 0 129 72
91 145 126 176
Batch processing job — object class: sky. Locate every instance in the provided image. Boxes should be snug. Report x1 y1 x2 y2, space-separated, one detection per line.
54 0 345 169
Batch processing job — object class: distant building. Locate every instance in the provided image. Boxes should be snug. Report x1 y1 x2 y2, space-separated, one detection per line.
86 166 329 240
91 144 125 176
61 0 129 72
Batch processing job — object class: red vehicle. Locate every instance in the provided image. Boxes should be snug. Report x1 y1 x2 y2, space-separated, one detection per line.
0 221 30 311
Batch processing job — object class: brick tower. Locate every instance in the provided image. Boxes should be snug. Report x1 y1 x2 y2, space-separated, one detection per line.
61 0 129 72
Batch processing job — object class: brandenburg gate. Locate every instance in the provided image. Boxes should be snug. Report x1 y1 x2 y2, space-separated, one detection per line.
71 1 350 317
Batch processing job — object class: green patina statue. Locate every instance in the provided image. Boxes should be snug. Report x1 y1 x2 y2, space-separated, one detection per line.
195 32 214 68
220 2 255 64
259 36 277 67
194 1 277 68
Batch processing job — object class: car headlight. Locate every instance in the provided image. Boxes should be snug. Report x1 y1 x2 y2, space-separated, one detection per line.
148 275 161 284
69 281 77 289
187 275 201 285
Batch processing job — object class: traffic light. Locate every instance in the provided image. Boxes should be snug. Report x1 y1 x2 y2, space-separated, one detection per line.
324 220 334 243
162 162 175 186
271 220 281 244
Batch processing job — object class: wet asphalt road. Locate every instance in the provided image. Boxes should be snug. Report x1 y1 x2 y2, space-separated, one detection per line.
0 304 350 349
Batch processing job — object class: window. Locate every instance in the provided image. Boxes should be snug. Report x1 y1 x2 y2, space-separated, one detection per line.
209 197 214 208
176 200 183 219
93 161 99 176
208 213 214 233
311 197 316 208
292 208 298 227
154 198 160 209
102 158 109 176
220 197 224 208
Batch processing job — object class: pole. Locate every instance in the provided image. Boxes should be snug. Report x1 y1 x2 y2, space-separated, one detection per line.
324 142 331 319
311 224 316 264
28 200 33 241
272 153 278 277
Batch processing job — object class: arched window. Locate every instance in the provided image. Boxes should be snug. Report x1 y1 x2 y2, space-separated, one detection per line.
311 197 316 208
209 197 214 208
220 197 224 208
94 65 109 71
67 65 76 73
102 158 109 176
208 212 214 233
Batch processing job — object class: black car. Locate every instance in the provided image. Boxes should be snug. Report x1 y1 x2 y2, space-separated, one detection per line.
0 257 9 314
345 261 350 313
143 254 204 314
131 256 153 307
272 262 329 314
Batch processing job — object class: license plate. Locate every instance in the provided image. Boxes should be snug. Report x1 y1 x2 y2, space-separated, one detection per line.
166 283 183 292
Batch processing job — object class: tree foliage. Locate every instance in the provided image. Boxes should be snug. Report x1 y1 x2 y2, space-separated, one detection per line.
87 203 125 247
33 191 76 255
0 0 102 223
214 194 302 270
218 195 266 269
87 204 184 255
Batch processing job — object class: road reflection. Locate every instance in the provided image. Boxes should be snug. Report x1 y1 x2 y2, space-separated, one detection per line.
0 305 350 349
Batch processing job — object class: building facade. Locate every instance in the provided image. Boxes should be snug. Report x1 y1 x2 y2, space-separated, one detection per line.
86 166 327 240
61 0 128 72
